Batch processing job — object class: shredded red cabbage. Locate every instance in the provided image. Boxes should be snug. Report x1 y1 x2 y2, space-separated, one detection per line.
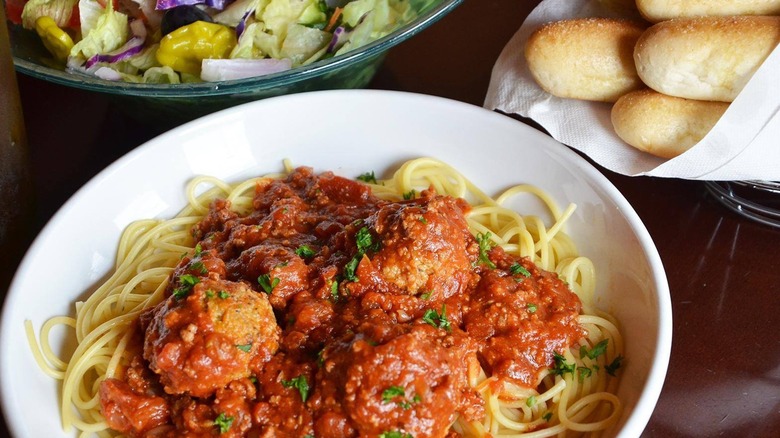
85 20 147 69
206 0 234 10
326 26 350 53
236 9 254 38
155 0 202 10
155 0 233 11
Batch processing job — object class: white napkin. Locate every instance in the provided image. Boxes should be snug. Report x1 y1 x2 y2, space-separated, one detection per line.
484 0 780 181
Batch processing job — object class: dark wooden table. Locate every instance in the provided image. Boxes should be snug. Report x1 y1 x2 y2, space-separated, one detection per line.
3 0 779 436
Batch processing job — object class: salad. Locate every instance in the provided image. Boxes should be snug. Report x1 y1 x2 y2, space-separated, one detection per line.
6 0 421 83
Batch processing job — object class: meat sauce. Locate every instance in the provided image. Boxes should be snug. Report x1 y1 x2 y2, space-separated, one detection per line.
99 167 585 437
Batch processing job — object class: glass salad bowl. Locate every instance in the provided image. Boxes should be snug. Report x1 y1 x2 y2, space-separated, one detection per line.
7 0 462 124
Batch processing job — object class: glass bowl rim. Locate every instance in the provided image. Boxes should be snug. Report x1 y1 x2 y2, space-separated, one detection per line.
11 0 463 97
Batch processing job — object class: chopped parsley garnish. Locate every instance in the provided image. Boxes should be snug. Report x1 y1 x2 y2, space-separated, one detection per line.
213 413 234 434
551 352 575 376
476 232 496 269
578 366 593 381
357 171 378 184
419 292 431 300
344 227 379 282
379 431 413 438
402 189 416 200
543 412 553 422
382 386 406 402
344 256 360 282
396 394 422 410
580 339 609 360
180 274 199 287
281 375 310 402
355 226 379 253
316 349 325 368
330 280 339 302
236 343 252 353
527 303 538 314
509 262 531 277
172 274 200 299
422 304 451 332
203 289 228 301
295 245 316 258
258 274 280 294
606 355 624 376
418 216 427 224
526 395 536 407
194 243 203 256
190 260 208 274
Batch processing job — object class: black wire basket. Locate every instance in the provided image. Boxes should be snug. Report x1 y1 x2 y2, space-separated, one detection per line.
705 180 780 228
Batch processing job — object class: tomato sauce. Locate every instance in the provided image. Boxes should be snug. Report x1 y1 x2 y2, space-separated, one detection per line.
99 167 585 437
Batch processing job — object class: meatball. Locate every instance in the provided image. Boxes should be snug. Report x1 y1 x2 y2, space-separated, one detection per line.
317 326 474 438
367 192 479 299
226 240 312 310
144 278 280 398
464 256 584 387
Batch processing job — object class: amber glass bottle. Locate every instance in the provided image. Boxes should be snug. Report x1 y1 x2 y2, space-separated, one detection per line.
1 8 32 290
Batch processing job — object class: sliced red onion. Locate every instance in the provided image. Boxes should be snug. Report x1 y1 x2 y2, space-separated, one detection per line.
236 9 253 38
85 20 148 69
201 58 292 81
66 56 85 71
155 0 202 10
94 66 124 81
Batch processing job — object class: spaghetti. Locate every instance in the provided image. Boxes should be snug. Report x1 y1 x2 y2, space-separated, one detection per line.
28 157 624 437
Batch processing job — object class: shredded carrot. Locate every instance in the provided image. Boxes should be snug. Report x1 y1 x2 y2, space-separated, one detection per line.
324 7 343 33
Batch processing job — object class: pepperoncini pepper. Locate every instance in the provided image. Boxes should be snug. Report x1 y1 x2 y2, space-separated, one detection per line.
156 21 237 75
34 16 75 62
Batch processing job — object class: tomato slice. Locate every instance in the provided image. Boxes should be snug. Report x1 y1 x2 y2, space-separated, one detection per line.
5 0 27 24
4 0 80 28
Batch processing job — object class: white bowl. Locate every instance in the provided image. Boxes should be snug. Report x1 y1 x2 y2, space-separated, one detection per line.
0 90 671 437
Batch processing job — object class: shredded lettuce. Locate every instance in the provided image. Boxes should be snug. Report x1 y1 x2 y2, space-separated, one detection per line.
262 0 319 42
336 0 412 55
213 0 270 27
143 66 182 83
70 0 130 60
280 23 329 66
230 22 266 59
130 0 163 29
21 0 78 29
119 44 162 71
78 0 106 36
345 0 413 31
